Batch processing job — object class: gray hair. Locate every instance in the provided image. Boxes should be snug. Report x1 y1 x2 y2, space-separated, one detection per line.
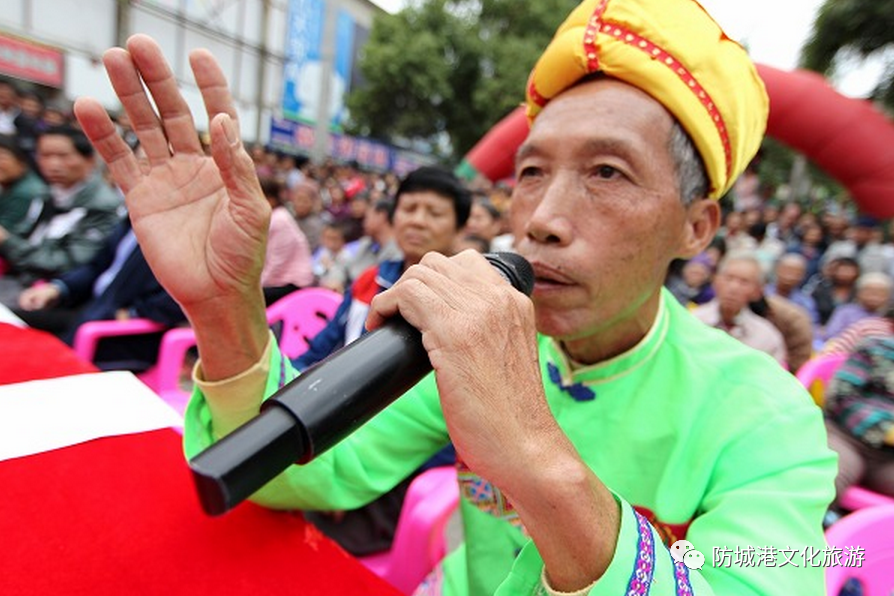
668 120 709 206
717 251 766 285
856 272 894 292
777 253 808 270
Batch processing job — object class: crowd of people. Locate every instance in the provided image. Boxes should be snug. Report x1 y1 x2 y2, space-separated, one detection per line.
0 85 513 369
667 205 894 369
2 0 893 592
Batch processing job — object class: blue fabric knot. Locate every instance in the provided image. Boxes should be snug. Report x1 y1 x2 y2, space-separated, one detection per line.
547 362 596 402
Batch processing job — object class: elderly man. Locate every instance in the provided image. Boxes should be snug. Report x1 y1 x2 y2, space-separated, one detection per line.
766 252 819 324
824 272 894 341
74 0 834 594
692 252 788 365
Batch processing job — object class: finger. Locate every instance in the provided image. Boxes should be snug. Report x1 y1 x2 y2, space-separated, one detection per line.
126 35 204 156
209 112 268 224
190 49 239 127
102 46 171 166
73 97 143 195
367 262 471 335
422 250 506 287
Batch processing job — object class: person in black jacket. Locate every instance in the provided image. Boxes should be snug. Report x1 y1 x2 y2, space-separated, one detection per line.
14 217 185 371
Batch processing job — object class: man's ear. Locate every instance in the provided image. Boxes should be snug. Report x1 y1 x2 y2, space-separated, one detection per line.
678 199 720 260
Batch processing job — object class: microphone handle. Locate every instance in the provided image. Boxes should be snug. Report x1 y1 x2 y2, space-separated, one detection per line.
189 252 533 515
267 316 431 462
189 317 430 515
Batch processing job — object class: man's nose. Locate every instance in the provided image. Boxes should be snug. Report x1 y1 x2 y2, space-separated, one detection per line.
524 174 575 245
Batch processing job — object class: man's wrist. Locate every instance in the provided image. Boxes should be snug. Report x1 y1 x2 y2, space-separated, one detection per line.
186 290 270 381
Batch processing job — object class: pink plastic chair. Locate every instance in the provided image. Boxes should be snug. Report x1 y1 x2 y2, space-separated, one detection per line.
72 318 192 416
265 287 342 359
359 466 460 595
795 352 848 406
72 317 169 385
796 353 894 512
144 287 342 415
825 504 894 596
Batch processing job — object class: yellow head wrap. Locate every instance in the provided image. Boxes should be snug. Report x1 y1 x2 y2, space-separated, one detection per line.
525 0 768 199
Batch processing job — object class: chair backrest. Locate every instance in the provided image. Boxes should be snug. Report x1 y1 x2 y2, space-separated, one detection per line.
795 352 848 406
360 465 460 594
825 504 894 596
72 318 168 363
266 287 342 359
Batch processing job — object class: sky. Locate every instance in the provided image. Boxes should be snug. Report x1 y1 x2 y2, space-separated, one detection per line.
369 0 882 98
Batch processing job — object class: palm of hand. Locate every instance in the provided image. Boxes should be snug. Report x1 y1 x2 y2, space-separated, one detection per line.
128 153 270 309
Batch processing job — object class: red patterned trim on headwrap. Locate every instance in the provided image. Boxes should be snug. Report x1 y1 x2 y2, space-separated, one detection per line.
600 22 733 181
583 0 611 72
527 77 547 109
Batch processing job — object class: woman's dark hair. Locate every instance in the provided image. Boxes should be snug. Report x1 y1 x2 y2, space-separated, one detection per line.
393 166 472 229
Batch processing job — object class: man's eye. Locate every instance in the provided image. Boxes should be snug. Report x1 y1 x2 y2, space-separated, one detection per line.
595 165 618 179
518 166 541 178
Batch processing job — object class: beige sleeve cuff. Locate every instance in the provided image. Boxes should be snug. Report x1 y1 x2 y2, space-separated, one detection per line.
193 331 275 439
540 568 597 596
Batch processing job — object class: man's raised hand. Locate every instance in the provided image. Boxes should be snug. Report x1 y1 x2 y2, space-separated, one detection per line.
74 34 270 313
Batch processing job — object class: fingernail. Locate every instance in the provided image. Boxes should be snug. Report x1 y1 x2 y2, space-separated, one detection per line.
222 115 239 146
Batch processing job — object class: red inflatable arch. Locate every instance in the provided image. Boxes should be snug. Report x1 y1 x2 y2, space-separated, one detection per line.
457 64 894 217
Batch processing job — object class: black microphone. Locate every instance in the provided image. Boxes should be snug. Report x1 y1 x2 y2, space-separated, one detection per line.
189 252 534 516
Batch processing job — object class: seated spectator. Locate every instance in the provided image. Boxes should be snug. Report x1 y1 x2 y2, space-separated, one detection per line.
665 251 715 307
767 201 800 245
719 210 756 253
258 177 314 305
748 221 785 275
288 178 325 252
453 233 491 254
810 256 860 326
14 218 184 371
296 165 471 555
311 221 349 284
765 252 819 324
0 134 47 237
296 166 470 367
320 198 401 294
0 80 20 135
823 272 893 341
750 292 814 373
341 191 369 243
825 214 894 276
13 91 46 159
703 234 727 269
323 181 351 222
786 222 824 282
462 196 503 252
0 126 121 306
692 252 787 365
824 335 894 508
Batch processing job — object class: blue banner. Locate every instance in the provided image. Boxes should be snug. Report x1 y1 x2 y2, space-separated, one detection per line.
330 10 356 129
270 117 431 175
281 0 325 123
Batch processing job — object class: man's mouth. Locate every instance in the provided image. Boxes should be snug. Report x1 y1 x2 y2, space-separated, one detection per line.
530 262 574 287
